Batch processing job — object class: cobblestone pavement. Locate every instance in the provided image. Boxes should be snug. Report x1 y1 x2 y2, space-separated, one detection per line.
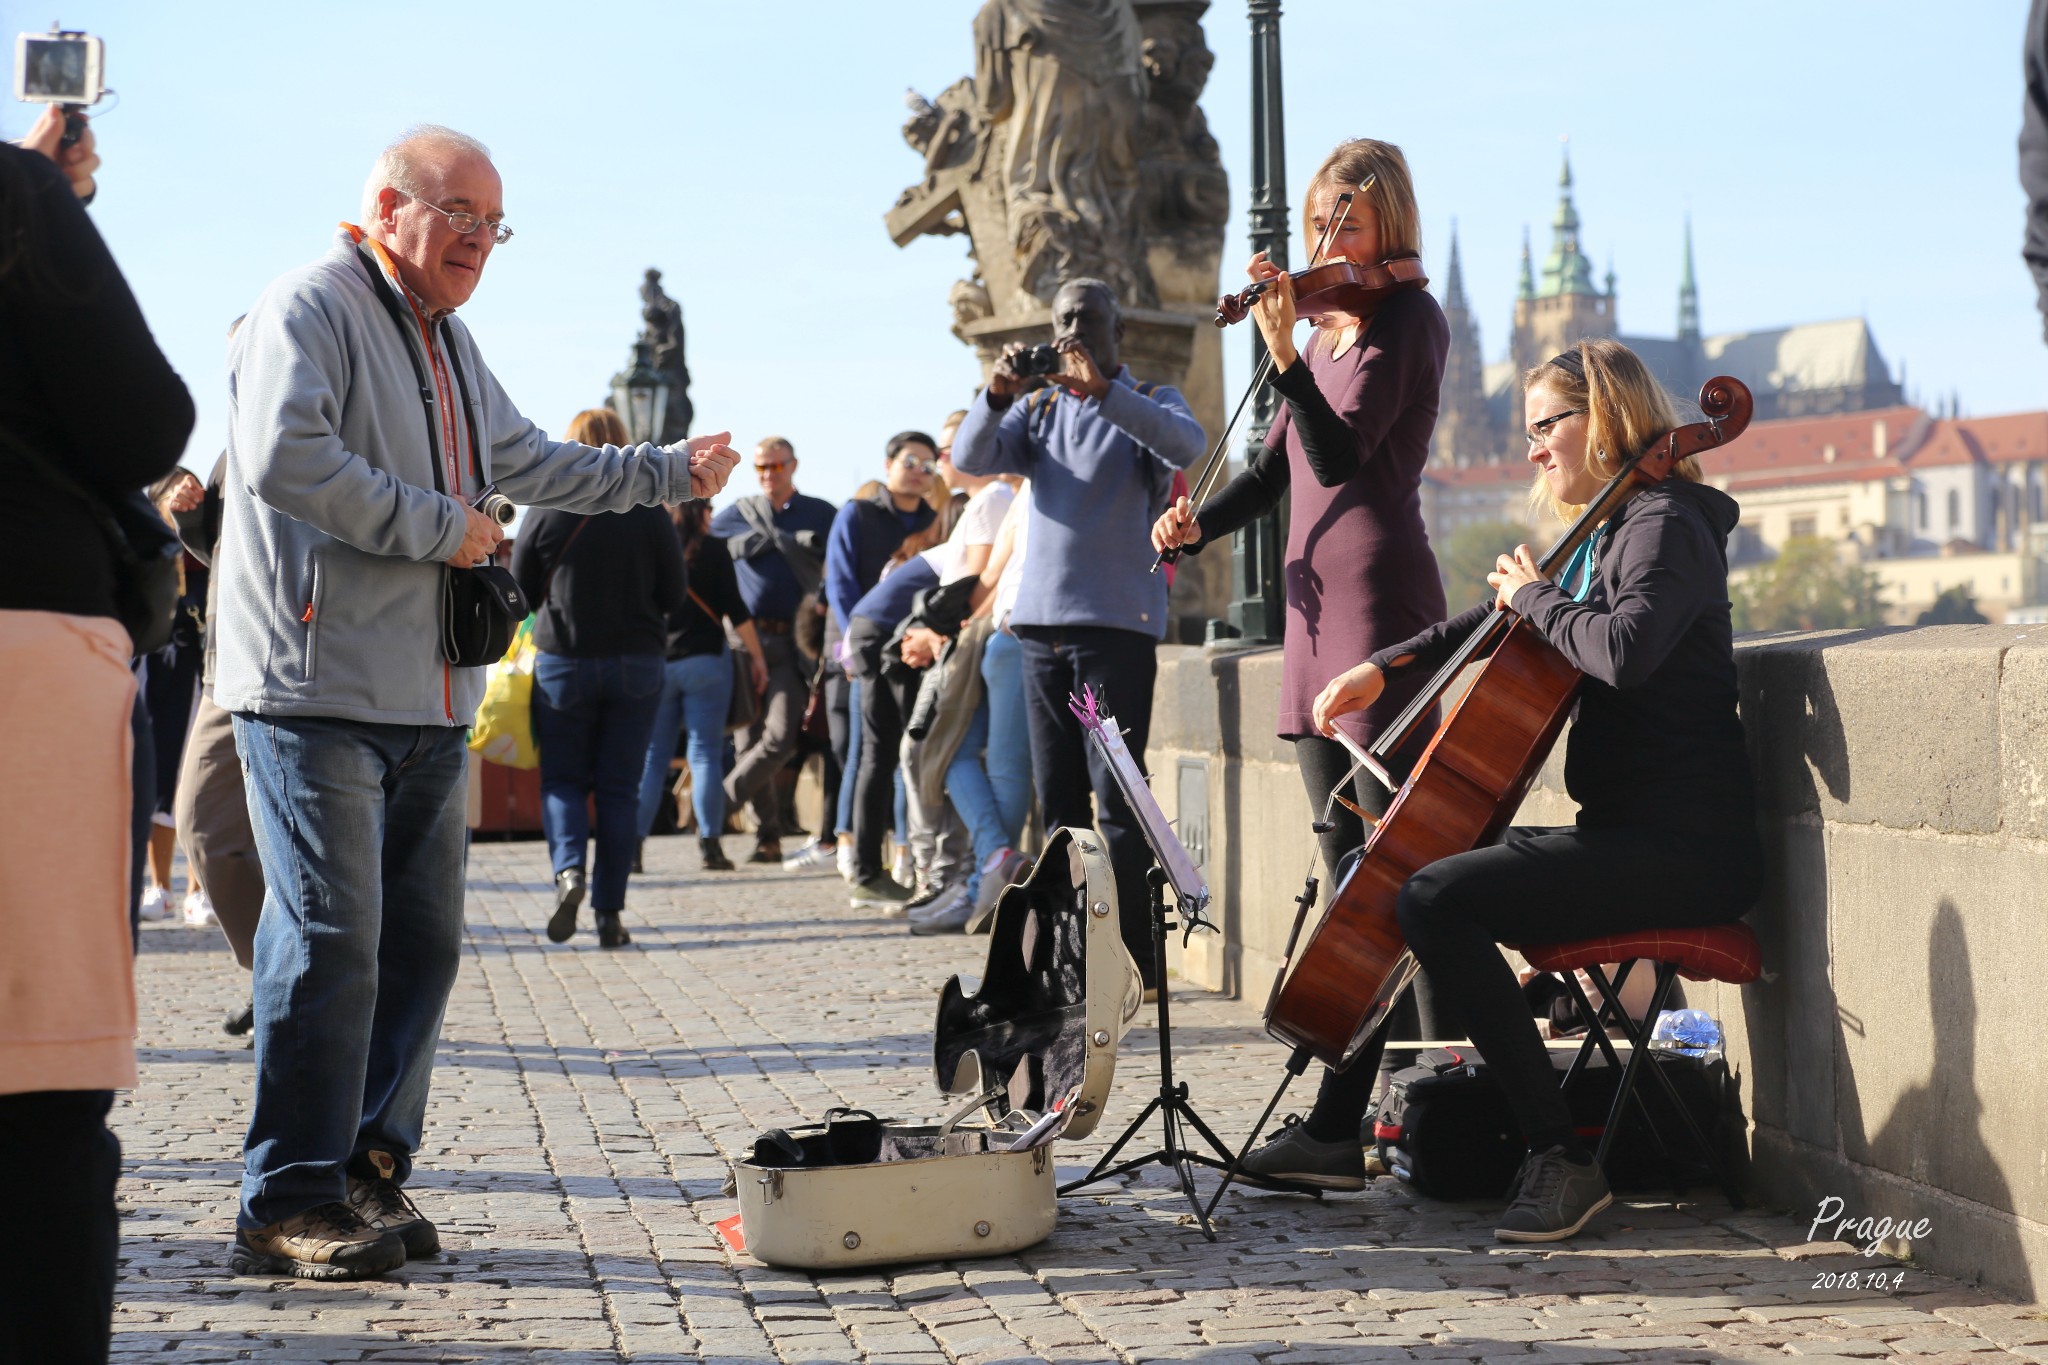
115 838 2045 1363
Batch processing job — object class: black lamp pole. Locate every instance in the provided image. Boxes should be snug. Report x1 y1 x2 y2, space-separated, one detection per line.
1229 0 1288 643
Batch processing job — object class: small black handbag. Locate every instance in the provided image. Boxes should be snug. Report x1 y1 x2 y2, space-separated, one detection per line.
442 562 529 668
0 422 182 656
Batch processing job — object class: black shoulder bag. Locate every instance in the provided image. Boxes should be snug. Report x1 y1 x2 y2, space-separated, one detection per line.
356 248 528 666
0 421 181 655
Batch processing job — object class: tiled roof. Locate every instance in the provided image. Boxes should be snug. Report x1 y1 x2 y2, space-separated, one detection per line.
1907 412 2048 469
1699 405 1927 479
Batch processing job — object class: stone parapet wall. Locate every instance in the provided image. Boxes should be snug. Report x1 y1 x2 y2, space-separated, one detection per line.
1150 626 2047 1300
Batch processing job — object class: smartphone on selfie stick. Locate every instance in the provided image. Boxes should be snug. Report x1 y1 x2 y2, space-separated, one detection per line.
14 26 106 147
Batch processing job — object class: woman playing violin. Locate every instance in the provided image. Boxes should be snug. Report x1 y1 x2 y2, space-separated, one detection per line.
1267 338 1762 1242
1151 137 1451 1160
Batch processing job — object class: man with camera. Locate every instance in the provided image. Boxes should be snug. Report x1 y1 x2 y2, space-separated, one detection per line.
214 124 738 1281
950 278 1205 988
711 437 837 864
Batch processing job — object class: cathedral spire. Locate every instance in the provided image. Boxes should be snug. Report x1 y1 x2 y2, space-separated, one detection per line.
1540 143 1598 298
1516 226 1535 301
1445 218 1468 311
1678 215 1701 345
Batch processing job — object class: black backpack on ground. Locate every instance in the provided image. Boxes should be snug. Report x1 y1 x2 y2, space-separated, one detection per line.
1371 1044 1729 1199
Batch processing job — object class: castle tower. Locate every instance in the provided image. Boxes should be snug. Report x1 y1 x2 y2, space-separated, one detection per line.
1678 216 1700 345
1510 146 1617 388
1432 220 1496 468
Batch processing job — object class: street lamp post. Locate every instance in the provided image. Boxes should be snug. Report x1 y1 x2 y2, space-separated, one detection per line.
1228 0 1289 643
610 337 672 445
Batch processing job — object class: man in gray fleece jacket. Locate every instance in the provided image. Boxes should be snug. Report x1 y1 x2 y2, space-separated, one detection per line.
217 125 737 1281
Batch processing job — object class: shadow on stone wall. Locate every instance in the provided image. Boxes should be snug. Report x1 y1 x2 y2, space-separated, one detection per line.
1835 900 2032 1297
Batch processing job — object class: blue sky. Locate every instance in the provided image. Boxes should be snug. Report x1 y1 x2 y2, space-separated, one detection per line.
8 1 2036 506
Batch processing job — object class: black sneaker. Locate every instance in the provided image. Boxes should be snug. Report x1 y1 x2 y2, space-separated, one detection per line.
1495 1145 1613 1243
230 1201 405 1281
1234 1114 1367 1192
345 1149 440 1259
222 999 255 1037
596 911 631 948
548 867 585 943
903 879 948 913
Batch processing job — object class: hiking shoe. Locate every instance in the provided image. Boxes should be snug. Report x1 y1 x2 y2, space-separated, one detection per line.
596 911 632 948
781 841 835 872
548 867 585 943
909 882 976 935
346 1150 440 1259
700 837 734 872
1234 1114 1367 1192
850 875 914 911
230 1202 405 1281
1495 1145 1613 1243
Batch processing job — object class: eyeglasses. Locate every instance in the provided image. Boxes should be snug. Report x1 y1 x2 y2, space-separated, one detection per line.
753 461 792 473
410 196 514 245
1525 408 1585 447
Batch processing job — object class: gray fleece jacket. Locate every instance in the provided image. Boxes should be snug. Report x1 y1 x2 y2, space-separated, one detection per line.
214 229 704 726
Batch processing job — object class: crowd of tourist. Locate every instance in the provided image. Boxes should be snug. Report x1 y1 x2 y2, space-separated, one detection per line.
0 109 1204 1349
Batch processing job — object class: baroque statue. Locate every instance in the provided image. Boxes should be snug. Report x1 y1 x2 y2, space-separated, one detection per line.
637 267 694 444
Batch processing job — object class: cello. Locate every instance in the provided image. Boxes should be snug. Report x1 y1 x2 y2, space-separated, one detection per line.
1261 374 1755 1070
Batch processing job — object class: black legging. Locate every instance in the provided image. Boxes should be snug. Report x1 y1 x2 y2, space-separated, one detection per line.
1293 735 1444 1136
1302 821 1762 1154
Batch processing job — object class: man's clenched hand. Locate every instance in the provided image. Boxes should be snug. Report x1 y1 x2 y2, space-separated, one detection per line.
684 430 740 500
444 501 505 567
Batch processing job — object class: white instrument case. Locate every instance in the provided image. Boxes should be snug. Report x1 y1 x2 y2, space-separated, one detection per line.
734 827 1141 1270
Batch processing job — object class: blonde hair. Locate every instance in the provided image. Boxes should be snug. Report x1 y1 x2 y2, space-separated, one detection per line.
565 407 629 447
1302 138 1421 267
1524 338 1694 524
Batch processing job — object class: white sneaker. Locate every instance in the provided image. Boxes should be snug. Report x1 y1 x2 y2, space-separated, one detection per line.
182 888 216 927
781 842 837 873
891 846 913 887
836 842 857 884
137 884 171 922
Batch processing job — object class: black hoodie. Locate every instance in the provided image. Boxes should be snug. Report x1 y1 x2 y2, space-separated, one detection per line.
1370 478 1756 835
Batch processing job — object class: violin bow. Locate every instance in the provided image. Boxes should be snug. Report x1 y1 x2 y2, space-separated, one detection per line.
1153 174 1375 574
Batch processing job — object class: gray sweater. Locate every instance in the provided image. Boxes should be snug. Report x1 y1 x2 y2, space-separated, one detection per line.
214 229 704 726
952 369 1204 639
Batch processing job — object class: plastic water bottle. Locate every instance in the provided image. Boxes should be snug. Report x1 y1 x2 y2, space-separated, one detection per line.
1648 1009 1724 1064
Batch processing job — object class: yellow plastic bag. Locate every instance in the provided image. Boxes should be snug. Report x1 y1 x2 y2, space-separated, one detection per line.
467 620 539 769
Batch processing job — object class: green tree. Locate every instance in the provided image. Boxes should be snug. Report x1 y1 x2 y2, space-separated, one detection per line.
1437 520 1533 613
1730 535 1887 633
1915 584 1989 625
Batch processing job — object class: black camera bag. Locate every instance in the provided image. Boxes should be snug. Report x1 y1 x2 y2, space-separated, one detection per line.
1372 1045 1726 1199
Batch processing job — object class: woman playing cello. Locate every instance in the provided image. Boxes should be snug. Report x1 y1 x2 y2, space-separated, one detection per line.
1152 137 1452 1182
1267 338 1762 1242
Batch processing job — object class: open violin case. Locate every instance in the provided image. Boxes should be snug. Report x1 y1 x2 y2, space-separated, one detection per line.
734 827 1143 1270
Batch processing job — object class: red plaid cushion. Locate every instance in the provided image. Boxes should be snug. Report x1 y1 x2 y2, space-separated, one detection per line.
1519 922 1762 985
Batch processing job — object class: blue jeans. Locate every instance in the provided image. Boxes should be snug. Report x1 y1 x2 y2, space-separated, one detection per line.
532 652 664 912
944 629 1033 896
636 650 734 839
232 714 469 1228
836 677 863 836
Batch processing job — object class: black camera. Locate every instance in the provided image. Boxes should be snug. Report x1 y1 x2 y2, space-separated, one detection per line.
1011 343 1064 378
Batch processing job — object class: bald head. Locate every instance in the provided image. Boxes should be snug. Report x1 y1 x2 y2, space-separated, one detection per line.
361 124 503 316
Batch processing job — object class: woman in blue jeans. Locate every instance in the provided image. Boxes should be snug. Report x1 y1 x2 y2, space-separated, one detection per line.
511 409 686 949
636 501 767 871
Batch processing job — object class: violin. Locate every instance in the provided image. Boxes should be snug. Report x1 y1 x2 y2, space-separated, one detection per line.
1213 254 1429 328
1262 376 1756 1070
